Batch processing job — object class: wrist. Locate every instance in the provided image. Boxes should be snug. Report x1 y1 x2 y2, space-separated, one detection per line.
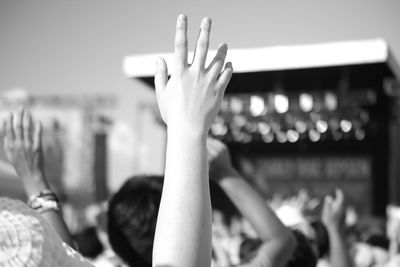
212 166 239 182
218 169 243 188
167 126 208 141
21 171 50 196
325 223 342 233
167 118 210 138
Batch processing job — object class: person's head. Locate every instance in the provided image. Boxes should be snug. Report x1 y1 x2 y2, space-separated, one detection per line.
74 226 104 259
107 175 237 267
107 175 163 267
285 230 317 267
365 233 389 251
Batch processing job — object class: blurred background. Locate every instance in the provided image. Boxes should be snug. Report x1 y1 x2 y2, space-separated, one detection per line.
1 0 400 239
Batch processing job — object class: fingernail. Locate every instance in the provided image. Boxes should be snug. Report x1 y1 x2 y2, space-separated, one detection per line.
203 17 211 24
201 17 211 29
219 43 228 53
178 14 186 22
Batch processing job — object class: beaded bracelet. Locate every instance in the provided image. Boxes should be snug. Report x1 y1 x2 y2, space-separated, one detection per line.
30 198 60 213
28 189 58 204
28 189 60 213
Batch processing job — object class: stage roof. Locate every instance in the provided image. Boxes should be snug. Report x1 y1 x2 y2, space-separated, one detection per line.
123 38 400 93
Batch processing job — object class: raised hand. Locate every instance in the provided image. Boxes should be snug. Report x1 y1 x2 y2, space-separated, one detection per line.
322 189 346 230
322 189 354 267
3 108 45 186
3 107 75 248
207 137 236 181
155 15 233 136
153 15 232 267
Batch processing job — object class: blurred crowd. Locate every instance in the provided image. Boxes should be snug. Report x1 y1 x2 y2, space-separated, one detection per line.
71 186 400 267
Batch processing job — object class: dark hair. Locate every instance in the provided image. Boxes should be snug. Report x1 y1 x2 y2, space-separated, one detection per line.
209 179 239 224
74 226 104 259
107 175 238 267
365 234 390 250
107 175 163 267
310 220 330 258
239 238 263 264
285 230 317 267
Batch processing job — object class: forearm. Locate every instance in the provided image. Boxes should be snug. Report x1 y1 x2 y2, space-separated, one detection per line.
153 130 212 267
389 238 399 259
326 226 353 267
218 170 295 266
22 171 75 249
219 170 292 242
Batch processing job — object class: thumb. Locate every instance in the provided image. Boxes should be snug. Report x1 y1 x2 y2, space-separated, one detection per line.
323 196 333 214
155 57 168 95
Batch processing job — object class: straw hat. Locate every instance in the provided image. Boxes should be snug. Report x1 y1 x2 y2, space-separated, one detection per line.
0 197 93 267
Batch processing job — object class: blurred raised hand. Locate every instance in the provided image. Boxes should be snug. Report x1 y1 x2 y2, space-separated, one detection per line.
282 189 319 214
322 189 346 230
3 107 75 248
322 189 354 267
3 107 47 192
207 137 237 182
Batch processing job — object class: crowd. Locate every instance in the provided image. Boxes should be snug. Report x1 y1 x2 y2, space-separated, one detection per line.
1 14 400 267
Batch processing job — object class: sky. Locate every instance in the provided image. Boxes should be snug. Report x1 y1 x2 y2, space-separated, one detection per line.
0 0 399 188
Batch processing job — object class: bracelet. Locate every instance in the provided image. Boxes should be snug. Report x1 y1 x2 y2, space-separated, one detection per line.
30 198 60 213
27 189 60 213
27 189 58 206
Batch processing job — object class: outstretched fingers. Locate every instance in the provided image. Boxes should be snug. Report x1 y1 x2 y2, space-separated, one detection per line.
323 195 333 215
23 110 33 148
207 43 228 79
192 17 212 69
5 112 15 142
155 57 168 93
33 119 42 151
174 14 188 72
335 188 344 202
333 188 345 210
13 107 24 142
215 62 233 98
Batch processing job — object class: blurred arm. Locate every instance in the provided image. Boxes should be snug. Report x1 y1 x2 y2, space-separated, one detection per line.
322 190 354 267
208 138 295 267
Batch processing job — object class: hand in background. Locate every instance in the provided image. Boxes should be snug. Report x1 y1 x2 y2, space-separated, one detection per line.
322 189 346 231
3 107 75 248
155 15 233 135
207 137 237 181
282 189 320 214
322 189 354 267
3 108 46 188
